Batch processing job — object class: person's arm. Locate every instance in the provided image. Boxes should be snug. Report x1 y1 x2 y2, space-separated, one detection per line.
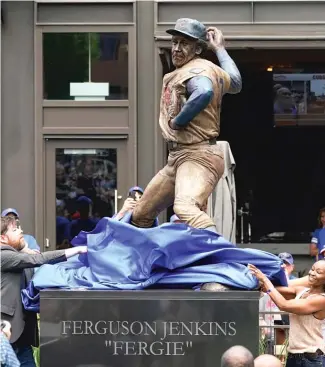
289 275 309 287
249 264 325 315
170 76 214 129
310 243 319 257
113 197 137 221
1 246 87 271
274 286 297 300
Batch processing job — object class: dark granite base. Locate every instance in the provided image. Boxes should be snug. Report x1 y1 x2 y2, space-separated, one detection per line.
40 290 259 367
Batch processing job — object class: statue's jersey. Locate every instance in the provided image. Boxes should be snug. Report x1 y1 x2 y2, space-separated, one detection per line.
159 58 231 144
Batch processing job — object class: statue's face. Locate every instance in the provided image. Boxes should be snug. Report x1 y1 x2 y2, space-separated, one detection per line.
171 35 200 68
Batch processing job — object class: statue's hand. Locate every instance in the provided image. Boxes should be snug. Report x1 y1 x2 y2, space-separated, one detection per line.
169 119 181 130
206 27 225 51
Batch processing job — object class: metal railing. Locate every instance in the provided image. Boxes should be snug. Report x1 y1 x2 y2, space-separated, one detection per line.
259 310 290 364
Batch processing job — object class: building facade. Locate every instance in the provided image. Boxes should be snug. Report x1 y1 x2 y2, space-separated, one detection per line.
1 1 325 270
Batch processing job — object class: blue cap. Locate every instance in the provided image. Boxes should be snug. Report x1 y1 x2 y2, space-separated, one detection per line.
76 196 92 205
128 186 144 194
1 208 19 217
278 252 294 265
166 18 207 42
170 214 181 223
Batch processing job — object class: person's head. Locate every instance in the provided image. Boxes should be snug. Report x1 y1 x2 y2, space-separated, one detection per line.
318 207 325 228
1 208 21 229
128 186 144 202
76 196 92 218
254 354 282 367
278 252 294 276
220 345 254 367
1 216 24 251
56 199 66 217
275 87 293 110
166 18 207 68
308 260 325 291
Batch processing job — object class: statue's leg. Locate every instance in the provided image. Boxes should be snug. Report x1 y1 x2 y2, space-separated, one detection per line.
132 164 175 228
173 146 224 229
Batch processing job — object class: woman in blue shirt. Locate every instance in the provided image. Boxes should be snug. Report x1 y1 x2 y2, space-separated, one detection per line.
310 207 325 260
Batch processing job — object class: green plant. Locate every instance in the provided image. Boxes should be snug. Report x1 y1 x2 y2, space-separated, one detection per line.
33 346 40 367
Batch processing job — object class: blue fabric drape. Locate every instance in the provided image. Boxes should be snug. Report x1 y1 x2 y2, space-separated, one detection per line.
21 216 287 312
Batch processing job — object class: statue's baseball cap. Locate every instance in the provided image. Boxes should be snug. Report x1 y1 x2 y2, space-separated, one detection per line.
166 18 207 42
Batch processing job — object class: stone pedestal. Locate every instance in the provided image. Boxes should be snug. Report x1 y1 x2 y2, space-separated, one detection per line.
40 290 259 367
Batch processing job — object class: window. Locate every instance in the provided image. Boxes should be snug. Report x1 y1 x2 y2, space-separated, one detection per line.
55 148 117 249
273 73 325 126
43 33 128 100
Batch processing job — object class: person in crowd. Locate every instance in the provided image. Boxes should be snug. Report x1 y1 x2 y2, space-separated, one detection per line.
56 199 71 249
310 207 325 260
1 215 87 367
114 186 144 221
220 345 254 367
1 320 20 367
248 261 325 367
278 252 296 280
273 84 297 115
272 252 297 346
255 354 282 367
70 196 99 240
1 208 40 251
259 285 282 352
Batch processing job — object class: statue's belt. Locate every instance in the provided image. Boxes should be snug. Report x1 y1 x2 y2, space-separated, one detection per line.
166 137 217 151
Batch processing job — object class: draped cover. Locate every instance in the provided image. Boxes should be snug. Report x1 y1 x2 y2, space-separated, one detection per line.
21 213 287 312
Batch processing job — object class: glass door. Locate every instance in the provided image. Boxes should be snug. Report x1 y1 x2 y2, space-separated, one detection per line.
45 139 127 251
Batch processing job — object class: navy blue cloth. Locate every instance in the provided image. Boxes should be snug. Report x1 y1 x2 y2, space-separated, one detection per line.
21 216 287 313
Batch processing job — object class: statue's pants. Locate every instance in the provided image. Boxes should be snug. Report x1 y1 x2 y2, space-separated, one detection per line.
132 142 224 229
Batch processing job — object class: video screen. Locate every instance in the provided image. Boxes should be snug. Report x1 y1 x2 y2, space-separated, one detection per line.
273 73 325 126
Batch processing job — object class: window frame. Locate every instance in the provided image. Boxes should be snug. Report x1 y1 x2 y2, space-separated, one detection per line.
36 25 135 107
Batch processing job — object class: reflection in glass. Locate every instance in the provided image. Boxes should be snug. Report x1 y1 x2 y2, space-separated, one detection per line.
43 33 128 100
273 73 325 126
55 148 117 249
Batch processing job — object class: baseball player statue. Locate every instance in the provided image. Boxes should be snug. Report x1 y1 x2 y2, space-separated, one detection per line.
132 18 242 233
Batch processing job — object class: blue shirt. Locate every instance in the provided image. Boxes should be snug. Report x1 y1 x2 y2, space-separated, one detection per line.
23 234 40 251
311 228 325 259
0 333 20 367
56 216 71 245
70 218 99 240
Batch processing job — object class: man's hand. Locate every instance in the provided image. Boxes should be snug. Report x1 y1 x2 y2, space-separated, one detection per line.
206 27 225 51
65 246 88 258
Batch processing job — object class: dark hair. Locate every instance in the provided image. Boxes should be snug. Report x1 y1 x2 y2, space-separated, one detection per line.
1 216 16 235
318 207 325 227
